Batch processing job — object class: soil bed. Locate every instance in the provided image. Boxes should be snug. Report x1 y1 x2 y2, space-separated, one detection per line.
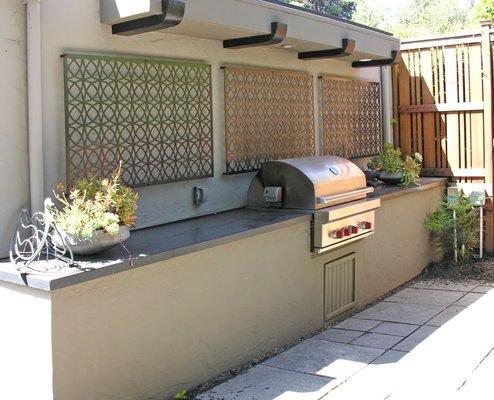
420 256 494 282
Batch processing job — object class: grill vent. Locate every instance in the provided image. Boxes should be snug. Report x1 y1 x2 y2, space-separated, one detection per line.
324 254 356 321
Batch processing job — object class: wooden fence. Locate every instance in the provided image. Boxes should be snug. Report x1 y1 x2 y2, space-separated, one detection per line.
392 21 494 252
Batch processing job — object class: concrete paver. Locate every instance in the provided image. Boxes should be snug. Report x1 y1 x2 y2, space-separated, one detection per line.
384 287 464 306
353 300 444 325
392 325 438 352
455 292 484 306
312 328 364 344
371 321 419 336
263 339 384 379
334 317 380 332
471 285 494 294
411 279 479 292
351 332 403 350
197 280 494 400
196 365 335 400
426 305 466 327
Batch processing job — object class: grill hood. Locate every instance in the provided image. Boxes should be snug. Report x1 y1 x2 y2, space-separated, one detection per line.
248 156 371 210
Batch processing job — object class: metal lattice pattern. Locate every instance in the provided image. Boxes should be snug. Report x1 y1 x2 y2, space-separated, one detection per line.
63 54 213 187
321 77 382 159
224 67 315 174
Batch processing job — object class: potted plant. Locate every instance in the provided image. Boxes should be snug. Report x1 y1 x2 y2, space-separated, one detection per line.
52 164 139 255
368 142 422 186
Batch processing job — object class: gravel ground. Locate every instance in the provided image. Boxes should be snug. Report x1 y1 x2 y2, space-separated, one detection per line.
185 256 494 399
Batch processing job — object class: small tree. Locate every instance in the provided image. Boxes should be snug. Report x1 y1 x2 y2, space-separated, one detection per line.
425 194 480 262
282 0 357 20
476 0 494 20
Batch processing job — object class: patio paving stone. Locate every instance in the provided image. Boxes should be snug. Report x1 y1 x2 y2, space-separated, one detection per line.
198 281 494 400
384 287 464 306
263 339 384 380
334 317 381 332
313 328 364 344
411 280 479 292
351 332 403 350
371 322 420 337
320 350 407 400
471 285 494 294
353 301 444 325
455 292 484 306
426 305 466 327
196 365 335 400
392 325 438 352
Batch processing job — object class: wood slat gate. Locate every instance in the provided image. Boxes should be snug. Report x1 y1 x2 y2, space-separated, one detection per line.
392 21 494 252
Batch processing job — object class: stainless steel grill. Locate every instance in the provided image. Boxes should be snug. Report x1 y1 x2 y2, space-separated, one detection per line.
247 155 381 253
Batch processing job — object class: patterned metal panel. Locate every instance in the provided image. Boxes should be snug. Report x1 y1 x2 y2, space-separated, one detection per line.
321 76 382 159
324 253 356 321
224 67 315 174
63 54 213 187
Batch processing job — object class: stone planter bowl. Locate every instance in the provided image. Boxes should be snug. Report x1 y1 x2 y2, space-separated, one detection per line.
378 171 404 186
55 225 130 256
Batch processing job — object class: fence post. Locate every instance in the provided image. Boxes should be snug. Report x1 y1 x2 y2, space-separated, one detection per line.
480 20 494 253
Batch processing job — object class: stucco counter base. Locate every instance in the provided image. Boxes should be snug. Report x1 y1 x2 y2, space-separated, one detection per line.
0 179 445 400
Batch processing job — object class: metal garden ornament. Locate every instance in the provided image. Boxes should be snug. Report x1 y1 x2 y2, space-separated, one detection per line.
10 198 74 274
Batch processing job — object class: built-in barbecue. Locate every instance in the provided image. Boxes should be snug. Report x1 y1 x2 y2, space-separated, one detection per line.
247 156 381 253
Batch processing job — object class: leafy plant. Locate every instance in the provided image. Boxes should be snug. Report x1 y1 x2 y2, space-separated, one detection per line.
282 0 356 19
53 163 139 238
367 142 422 186
368 142 403 173
173 390 188 400
401 153 423 186
425 193 480 262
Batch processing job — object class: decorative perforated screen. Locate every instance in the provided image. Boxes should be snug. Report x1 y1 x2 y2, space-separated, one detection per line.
63 54 213 187
321 76 382 159
224 67 315 174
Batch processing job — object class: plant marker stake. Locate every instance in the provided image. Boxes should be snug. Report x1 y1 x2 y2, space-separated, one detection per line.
453 209 458 263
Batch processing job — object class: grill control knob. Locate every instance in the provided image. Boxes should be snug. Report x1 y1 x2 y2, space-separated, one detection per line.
351 226 359 234
343 228 351 237
331 230 344 239
360 221 372 230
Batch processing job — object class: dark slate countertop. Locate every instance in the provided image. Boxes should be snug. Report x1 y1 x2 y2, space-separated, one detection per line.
368 177 446 201
0 178 445 292
0 208 310 292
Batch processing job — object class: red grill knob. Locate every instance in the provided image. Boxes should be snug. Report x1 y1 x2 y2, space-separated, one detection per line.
344 228 351 237
351 226 359 234
365 222 372 230
336 230 344 239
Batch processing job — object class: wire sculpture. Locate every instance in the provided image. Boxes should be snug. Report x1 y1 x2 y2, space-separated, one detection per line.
9 198 75 274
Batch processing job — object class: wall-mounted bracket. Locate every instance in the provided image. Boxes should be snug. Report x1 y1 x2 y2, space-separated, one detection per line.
298 39 355 60
223 22 287 49
111 0 185 36
352 50 400 68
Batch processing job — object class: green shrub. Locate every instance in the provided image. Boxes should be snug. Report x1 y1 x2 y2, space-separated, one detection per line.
53 163 139 238
424 193 480 262
367 142 422 186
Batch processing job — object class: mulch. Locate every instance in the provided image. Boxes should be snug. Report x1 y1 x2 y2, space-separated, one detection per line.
420 256 494 282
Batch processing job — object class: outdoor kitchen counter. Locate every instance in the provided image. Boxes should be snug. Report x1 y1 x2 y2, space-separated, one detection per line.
0 208 311 291
0 178 445 292
368 177 446 201
0 177 446 400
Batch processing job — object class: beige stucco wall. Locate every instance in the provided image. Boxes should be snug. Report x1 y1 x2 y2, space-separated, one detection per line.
0 282 53 400
39 0 382 230
49 185 443 400
0 1 29 258
356 185 444 306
